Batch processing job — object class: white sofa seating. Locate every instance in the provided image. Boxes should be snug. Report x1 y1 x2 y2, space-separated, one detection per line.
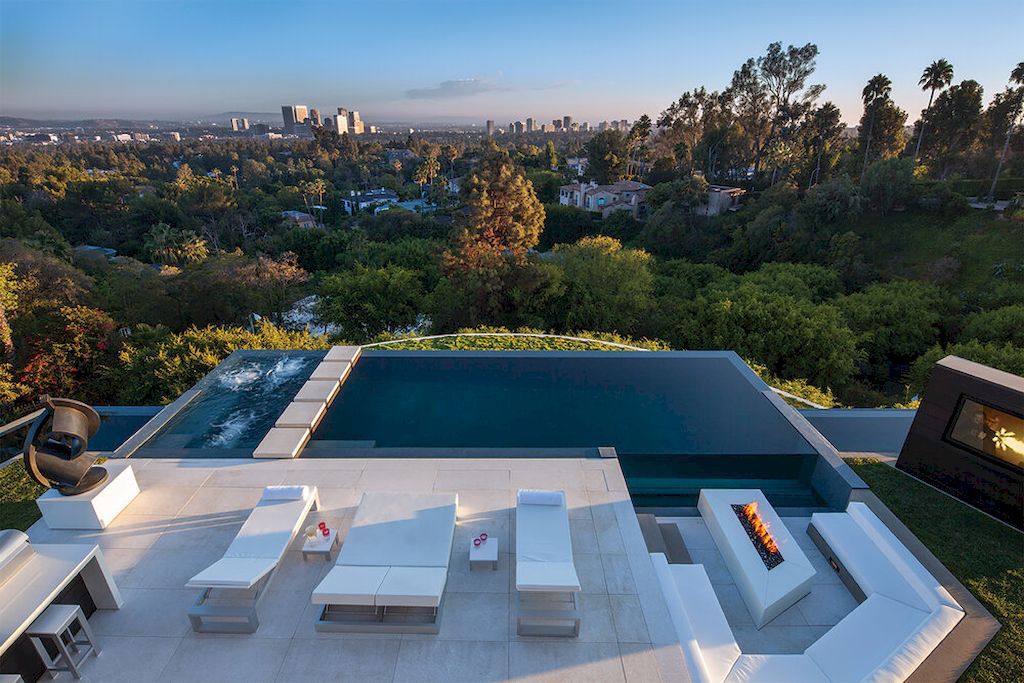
807 502 965 682
650 500 965 683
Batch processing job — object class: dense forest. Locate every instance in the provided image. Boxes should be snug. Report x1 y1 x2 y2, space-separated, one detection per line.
1 47 1022 417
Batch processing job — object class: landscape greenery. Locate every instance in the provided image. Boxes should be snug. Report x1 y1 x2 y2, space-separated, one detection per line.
1 48 1022 420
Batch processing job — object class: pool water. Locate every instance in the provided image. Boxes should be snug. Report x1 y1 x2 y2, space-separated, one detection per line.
139 351 323 454
309 351 824 507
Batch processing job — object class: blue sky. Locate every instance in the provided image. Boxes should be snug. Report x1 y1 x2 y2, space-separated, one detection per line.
1 0 1021 125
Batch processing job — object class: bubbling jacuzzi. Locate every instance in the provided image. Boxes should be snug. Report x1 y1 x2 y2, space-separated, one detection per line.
135 350 324 457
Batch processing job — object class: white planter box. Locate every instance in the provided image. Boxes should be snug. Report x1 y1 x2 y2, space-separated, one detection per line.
36 462 140 530
698 489 815 628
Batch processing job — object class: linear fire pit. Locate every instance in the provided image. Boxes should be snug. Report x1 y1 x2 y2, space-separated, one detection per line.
698 489 815 628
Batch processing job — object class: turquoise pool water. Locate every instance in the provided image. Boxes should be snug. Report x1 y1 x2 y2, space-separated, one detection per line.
309 351 824 507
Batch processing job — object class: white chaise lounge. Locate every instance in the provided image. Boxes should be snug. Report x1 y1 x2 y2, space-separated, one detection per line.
515 489 581 637
312 492 458 633
186 485 319 633
650 500 965 683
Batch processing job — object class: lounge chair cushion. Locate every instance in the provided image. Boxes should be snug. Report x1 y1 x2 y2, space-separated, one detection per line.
225 497 314 560
724 655 827 683
516 499 574 564
312 565 389 606
376 566 448 608
516 560 581 592
262 485 310 501
186 557 278 589
338 493 457 568
517 489 564 506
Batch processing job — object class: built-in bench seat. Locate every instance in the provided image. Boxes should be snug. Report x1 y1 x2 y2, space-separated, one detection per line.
650 501 965 683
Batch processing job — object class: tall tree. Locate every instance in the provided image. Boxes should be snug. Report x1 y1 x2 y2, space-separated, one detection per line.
728 42 823 176
918 80 984 178
584 129 630 184
802 102 845 187
988 62 1024 200
447 149 545 272
860 73 893 178
914 59 954 161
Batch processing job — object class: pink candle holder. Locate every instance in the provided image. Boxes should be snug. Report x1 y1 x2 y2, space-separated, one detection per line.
479 532 488 542
318 522 327 530
473 538 482 547
321 527 330 537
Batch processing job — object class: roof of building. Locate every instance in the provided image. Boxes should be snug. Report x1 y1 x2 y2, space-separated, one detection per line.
349 189 399 203
560 180 651 194
280 210 315 220
708 185 746 195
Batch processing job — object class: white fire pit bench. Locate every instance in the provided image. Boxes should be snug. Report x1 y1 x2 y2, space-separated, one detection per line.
698 489 815 628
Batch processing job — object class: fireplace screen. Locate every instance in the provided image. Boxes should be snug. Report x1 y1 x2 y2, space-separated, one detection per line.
946 396 1024 471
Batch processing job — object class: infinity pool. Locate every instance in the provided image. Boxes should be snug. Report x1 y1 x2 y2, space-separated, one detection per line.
307 351 824 506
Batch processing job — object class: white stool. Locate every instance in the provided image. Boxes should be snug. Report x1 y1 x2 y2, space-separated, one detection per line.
25 604 100 680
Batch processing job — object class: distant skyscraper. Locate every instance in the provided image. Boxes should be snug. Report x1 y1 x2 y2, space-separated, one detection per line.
348 110 364 134
598 121 609 131
230 118 241 131
486 120 495 137
552 119 562 131
281 105 308 133
563 115 572 130
241 118 249 130
334 114 349 134
620 119 629 131
514 121 524 134
580 122 589 132
525 117 535 133
281 106 296 133
541 123 555 133
310 108 322 126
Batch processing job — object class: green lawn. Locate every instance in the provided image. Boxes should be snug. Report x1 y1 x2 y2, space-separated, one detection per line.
848 458 1023 683
0 459 47 531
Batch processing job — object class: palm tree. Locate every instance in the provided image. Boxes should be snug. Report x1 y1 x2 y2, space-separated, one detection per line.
861 74 893 178
914 59 954 161
988 61 1024 200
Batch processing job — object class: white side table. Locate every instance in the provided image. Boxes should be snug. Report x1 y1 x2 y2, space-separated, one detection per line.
302 530 338 561
469 537 498 571
37 462 140 530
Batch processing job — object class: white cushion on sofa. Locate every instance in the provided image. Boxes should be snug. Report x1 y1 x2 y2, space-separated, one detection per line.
666 560 741 683
845 503 960 611
806 594 930 682
724 654 827 683
867 604 963 683
811 511 930 612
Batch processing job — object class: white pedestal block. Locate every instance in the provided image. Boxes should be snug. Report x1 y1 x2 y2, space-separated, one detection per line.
36 462 140 530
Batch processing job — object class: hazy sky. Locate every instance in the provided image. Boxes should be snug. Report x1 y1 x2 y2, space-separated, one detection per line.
1 0 1021 125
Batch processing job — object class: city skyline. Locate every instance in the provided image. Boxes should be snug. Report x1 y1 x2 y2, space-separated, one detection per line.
1 0 1021 125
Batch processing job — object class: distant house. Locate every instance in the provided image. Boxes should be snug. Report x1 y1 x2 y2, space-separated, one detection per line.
447 177 462 196
280 210 319 229
566 157 588 178
376 198 436 215
700 185 746 216
558 180 652 219
342 188 399 215
384 149 418 164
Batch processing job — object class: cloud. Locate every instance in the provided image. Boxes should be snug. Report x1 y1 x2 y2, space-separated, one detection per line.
405 78 573 100
406 78 506 100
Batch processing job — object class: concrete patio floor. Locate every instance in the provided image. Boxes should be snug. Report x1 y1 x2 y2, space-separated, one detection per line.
24 456 687 683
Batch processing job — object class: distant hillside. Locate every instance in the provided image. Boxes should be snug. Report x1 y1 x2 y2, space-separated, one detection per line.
204 112 279 123
0 116 176 128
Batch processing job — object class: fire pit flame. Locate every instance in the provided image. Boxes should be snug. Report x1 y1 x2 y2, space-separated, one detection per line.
741 501 779 555
731 501 785 570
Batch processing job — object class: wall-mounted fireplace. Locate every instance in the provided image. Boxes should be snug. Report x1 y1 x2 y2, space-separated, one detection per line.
897 355 1023 530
